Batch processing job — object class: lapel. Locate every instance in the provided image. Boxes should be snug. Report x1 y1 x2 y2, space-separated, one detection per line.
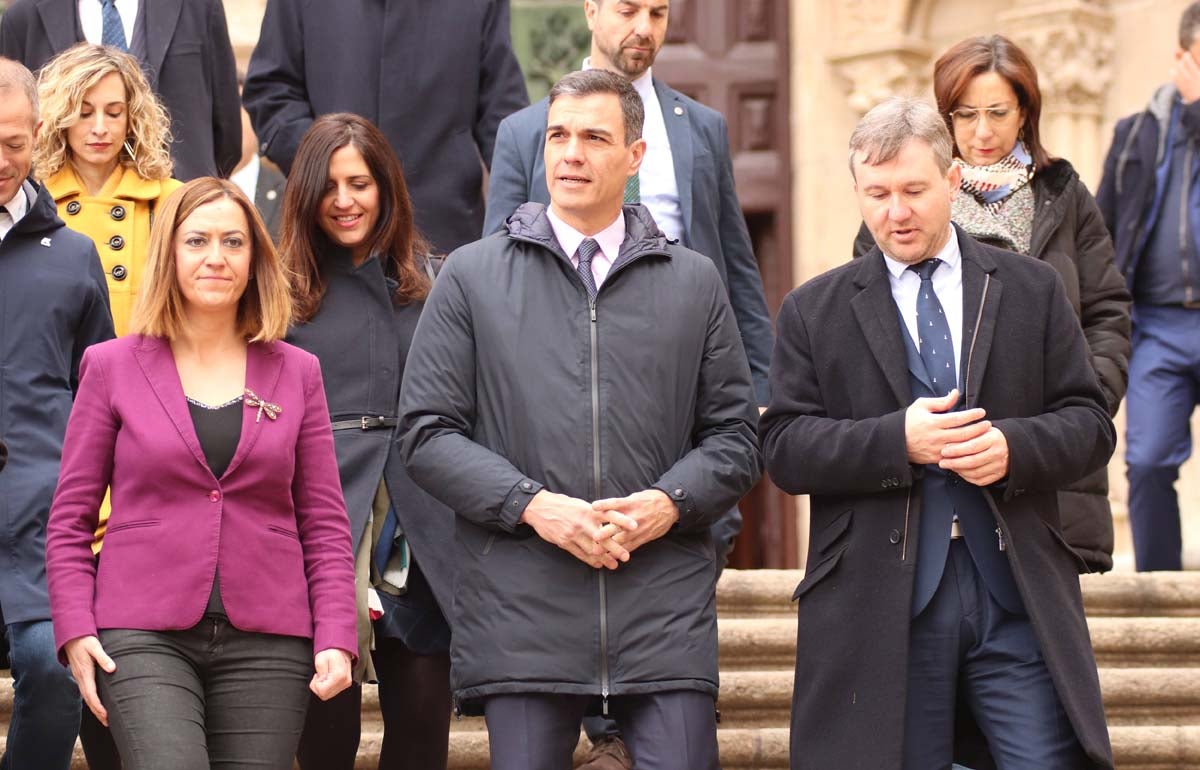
143 0 184 88
957 228 1002 410
132 337 285 480
849 249 912 408
222 341 284 479
655 79 695 241
36 0 81 53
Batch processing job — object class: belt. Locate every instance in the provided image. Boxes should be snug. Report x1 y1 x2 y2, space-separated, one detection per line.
950 519 964 539
330 416 399 431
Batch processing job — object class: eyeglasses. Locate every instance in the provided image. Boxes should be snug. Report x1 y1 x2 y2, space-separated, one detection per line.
948 105 1018 128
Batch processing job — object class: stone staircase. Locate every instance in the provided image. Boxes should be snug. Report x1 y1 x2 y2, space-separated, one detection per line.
3 569 1200 769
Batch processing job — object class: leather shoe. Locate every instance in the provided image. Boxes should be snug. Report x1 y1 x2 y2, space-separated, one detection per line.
576 735 632 770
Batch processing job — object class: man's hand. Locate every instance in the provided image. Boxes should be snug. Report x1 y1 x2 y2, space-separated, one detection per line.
522 490 629 569
592 489 679 556
64 635 115 726
1175 50 1200 104
940 426 1010 486
310 648 353 701
905 389 990 465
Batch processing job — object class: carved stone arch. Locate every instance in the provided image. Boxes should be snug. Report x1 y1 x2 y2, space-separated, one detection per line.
827 0 933 115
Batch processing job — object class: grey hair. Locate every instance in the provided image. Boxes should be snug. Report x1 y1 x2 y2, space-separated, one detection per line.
1182 2 1200 50
848 96 953 179
0 58 39 124
548 69 644 145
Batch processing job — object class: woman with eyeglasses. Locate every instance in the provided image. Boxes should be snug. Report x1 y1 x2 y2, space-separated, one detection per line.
853 34 1131 575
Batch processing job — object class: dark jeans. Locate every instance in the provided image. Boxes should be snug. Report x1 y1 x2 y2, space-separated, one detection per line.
903 540 1087 770
295 636 452 770
97 619 312 770
0 619 81 770
1125 304 1200 570
485 691 719 770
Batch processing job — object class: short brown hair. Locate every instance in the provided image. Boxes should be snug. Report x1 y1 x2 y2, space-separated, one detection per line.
933 35 1052 169
848 96 953 179
279 113 429 323
130 178 291 342
549 69 644 145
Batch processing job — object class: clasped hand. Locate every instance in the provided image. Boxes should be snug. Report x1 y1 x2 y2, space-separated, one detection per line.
905 389 1009 486
521 489 680 569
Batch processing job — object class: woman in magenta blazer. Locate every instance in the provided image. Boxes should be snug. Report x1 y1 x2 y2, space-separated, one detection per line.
46 177 357 770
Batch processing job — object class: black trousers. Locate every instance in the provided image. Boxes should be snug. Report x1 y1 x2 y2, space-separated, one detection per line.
484 691 720 770
903 540 1089 770
97 619 312 770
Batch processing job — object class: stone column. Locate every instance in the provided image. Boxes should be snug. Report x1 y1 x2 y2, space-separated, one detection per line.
999 0 1116 188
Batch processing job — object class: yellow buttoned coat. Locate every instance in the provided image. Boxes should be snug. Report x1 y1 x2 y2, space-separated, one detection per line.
47 165 183 336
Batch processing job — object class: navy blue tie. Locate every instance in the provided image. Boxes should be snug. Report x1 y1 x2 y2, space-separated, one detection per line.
100 0 128 52
576 238 600 300
909 259 956 397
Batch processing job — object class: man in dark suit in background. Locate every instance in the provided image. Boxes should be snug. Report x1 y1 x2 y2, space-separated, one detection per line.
243 0 529 256
760 96 1115 770
231 73 285 244
0 0 242 181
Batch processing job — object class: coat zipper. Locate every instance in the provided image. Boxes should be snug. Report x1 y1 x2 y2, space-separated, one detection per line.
589 297 610 715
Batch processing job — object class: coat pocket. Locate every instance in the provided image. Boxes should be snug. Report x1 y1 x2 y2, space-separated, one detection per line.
267 524 300 541
105 519 160 534
814 509 853 554
792 544 848 601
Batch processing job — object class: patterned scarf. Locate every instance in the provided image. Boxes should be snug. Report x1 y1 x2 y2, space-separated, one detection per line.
954 142 1034 214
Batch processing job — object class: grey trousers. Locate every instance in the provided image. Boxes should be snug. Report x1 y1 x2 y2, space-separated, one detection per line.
98 618 313 770
484 691 720 770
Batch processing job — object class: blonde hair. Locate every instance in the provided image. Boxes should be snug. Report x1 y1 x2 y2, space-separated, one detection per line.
130 178 292 342
33 43 173 182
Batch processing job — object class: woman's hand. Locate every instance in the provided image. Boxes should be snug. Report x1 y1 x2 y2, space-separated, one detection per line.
310 648 353 701
63 635 116 726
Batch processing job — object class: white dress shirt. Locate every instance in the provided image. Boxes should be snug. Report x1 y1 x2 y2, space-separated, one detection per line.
582 59 683 242
882 229 964 378
0 185 29 242
231 155 261 206
547 206 625 290
79 0 139 47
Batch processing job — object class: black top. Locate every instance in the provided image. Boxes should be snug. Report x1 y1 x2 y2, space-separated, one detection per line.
187 395 243 615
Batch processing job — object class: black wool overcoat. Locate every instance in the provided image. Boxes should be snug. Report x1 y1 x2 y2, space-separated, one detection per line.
760 230 1116 770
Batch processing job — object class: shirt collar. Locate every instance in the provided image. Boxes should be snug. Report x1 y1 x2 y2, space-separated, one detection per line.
546 205 626 263
1 184 29 224
881 226 961 280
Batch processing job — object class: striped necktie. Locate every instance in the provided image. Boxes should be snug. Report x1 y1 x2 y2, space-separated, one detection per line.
100 0 129 52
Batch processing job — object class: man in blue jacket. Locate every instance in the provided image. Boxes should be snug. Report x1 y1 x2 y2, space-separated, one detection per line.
0 58 114 770
1097 1 1200 571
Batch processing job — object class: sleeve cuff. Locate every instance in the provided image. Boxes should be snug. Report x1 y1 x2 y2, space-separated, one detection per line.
652 482 697 525
500 478 544 531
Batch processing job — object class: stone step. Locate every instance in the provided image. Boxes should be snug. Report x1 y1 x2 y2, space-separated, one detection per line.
14 724 1200 770
716 570 1200 620
715 616 1200 670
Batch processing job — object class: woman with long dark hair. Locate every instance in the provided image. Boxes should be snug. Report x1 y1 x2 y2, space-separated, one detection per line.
280 113 454 770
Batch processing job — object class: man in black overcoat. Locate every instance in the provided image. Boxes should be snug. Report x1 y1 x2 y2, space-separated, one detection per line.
760 96 1115 769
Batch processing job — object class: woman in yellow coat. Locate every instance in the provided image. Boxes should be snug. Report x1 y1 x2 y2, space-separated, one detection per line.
32 42 182 770
34 43 182 336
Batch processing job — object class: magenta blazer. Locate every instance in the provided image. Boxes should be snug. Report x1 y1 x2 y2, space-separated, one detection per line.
46 334 357 660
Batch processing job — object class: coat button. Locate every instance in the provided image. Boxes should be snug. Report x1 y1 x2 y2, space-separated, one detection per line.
110 205 126 221
881 480 890 489
208 490 220 502
108 235 125 251
111 264 128 281
66 201 81 215
673 488 684 498
521 481 532 491
889 529 901 544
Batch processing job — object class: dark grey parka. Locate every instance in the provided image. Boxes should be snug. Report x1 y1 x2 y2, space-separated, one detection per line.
398 203 761 713
0 180 113 623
